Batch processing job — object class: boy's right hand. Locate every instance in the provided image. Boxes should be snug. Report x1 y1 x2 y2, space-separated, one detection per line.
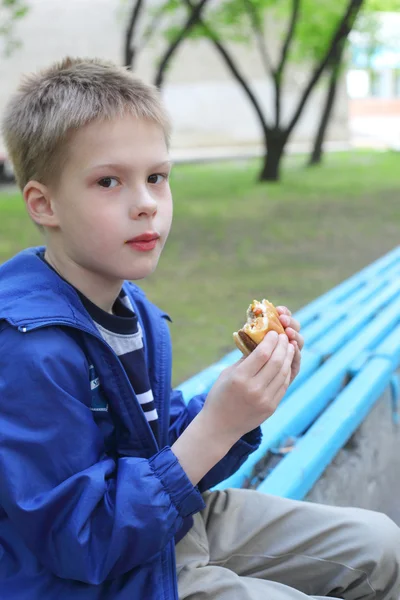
171 331 294 486
201 331 295 447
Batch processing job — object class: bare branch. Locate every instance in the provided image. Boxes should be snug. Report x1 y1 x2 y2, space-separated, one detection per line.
309 38 348 165
154 0 211 89
243 0 300 128
138 4 167 52
242 0 274 77
308 54 341 166
183 0 271 136
124 0 145 68
276 0 300 79
271 0 300 128
286 0 364 137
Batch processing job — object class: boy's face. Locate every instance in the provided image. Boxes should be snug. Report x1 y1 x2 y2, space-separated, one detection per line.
47 114 173 284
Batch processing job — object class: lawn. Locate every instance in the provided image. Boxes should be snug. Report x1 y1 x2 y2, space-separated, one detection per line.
1 150 399 385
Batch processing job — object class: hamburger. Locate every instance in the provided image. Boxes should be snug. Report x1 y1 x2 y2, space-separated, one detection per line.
233 299 285 356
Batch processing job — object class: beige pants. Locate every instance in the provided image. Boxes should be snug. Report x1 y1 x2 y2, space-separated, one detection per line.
176 488 400 600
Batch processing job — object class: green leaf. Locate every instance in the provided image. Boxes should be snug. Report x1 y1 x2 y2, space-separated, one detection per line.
0 0 29 57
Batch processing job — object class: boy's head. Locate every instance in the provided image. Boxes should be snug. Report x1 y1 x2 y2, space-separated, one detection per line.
1 57 174 294
2 56 171 190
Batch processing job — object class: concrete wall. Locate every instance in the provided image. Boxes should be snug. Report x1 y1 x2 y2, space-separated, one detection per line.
0 0 349 158
306 372 400 525
350 98 400 116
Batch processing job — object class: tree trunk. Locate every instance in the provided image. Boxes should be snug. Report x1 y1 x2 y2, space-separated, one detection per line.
306 0 365 167
259 133 286 182
186 0 363 183
308 66 339 166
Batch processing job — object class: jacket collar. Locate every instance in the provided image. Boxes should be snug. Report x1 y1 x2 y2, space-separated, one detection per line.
0 246 145 333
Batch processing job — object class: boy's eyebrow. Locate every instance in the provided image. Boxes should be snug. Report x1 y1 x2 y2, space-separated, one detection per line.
151 160 174 170
86 160 173 172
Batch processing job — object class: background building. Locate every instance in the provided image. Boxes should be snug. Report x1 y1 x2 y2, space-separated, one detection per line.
0 0 350 166
348 11 400 148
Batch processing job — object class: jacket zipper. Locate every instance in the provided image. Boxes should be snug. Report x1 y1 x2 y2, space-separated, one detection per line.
17 317 178 599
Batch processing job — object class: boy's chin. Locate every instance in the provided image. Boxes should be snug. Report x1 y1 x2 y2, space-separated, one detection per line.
124 259 160 281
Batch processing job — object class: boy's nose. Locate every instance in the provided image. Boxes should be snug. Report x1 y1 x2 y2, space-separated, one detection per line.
129 190 158 219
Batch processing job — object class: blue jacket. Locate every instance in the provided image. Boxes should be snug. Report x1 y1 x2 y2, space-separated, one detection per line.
0 247 261 600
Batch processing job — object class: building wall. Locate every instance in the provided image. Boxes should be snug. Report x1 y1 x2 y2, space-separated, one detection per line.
0 0 349 158
347 68 400 100
348 12 400 103
350 97 400 116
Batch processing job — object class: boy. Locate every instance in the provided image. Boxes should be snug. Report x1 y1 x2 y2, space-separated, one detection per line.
0 57 398 600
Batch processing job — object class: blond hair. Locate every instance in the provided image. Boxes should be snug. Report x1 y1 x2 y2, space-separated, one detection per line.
1 57 171 189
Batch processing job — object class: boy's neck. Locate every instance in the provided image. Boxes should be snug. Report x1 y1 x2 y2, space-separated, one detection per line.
44 248 123 314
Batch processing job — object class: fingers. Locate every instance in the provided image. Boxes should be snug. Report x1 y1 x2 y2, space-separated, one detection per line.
237 330 280 377
265 340 295 408
289 344 302 384
285 328 304 351
279 313 301 332
278 309 304 351
276 306 292 317
253 333 290 385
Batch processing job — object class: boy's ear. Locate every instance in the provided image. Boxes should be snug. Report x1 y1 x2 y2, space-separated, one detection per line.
23 181 60 228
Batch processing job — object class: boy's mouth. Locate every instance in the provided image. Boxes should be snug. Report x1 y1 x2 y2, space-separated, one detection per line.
126 232 160 252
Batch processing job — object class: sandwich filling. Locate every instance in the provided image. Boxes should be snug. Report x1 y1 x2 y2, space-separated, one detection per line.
233 299 284 355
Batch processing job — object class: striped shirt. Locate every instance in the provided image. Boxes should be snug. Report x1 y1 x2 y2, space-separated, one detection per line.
78 289 159 442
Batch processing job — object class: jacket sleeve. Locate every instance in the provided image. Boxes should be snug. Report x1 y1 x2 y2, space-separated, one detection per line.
169 388 262 492
0 325 205 585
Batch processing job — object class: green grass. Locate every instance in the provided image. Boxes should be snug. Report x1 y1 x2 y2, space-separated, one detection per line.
1 150 400 385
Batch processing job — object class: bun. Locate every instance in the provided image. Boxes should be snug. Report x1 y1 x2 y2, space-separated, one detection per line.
233 299 285 356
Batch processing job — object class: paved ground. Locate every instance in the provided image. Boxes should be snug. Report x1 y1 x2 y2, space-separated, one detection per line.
170 114 399 164
306 385 400 526
170 139 352 164
1 115 397 174
350 115 400 151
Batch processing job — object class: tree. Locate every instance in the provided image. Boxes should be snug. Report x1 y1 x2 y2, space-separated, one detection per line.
307 3 364 166
0 0 29 56
124 0 145 70
123 0 212 86
184 0 364 181
0 0 29 182
308 48 346 166
123 0 364 182
307 0 400 167
153 0 210 88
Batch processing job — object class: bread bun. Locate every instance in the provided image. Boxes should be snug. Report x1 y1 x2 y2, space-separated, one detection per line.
233 299 285 356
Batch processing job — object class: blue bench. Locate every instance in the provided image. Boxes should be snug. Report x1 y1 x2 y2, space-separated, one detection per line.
176 246 400 501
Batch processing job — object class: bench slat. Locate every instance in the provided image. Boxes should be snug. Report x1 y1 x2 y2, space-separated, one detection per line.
312 280 400 357
302 269 400 346
295 246 400 326
213 297 400 490
176 247 400 495
177 253 400 404
256 325 400 499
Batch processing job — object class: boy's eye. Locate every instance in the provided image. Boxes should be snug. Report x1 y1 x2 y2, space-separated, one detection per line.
148 173 167 185
98 177 119 189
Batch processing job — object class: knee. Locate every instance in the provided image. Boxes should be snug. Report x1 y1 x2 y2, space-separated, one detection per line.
355 509 400 566
371 512 399 562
